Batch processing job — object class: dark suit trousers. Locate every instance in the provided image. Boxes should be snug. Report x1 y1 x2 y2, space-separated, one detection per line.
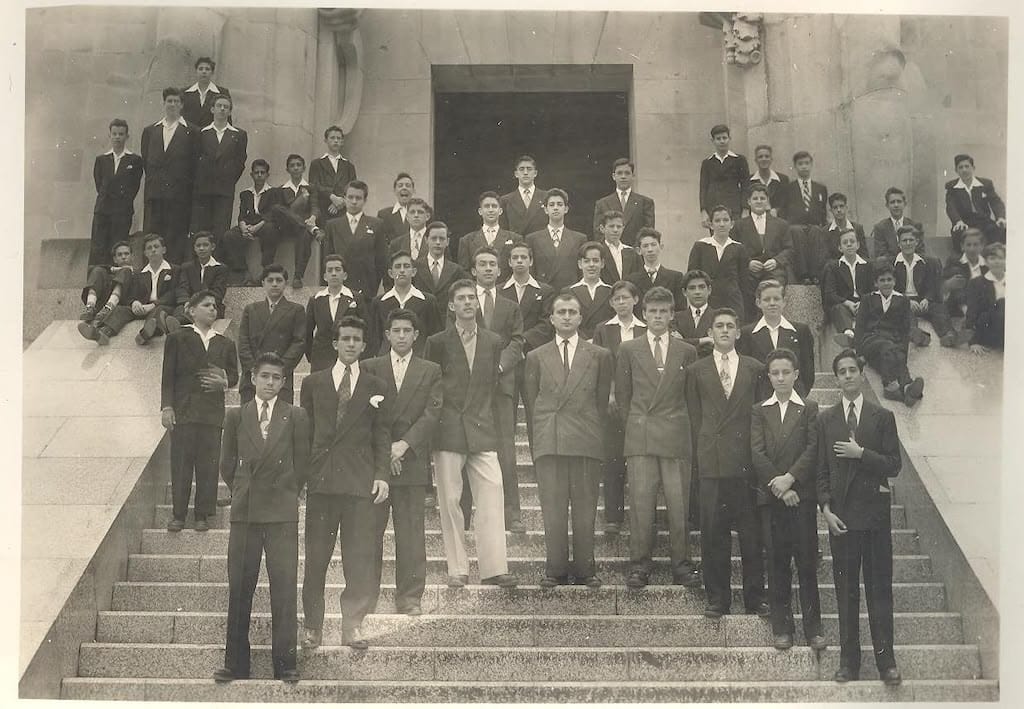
859 336 911 387
790 225 827 281
534 455 601 578
908 296 952 337
169 423 221 520
191 194 235 243
602 415 626 524
223 223 283 271
699 478 766 611
460 390 521 525
224 521 298 677
974 300 1005 349
83 266 131 306
268 205 314 279
302 492 380 629
829 528 896 673
89 211 133 267
240 370 295 405
374 485 427 610
101 303 174 338
761 501 822 637
628 456 692 576
144 198 192 265
829 303 857 334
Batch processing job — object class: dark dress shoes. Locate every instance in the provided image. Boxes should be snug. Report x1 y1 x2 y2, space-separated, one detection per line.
301 627 322 650
833 666 858 683
539 575 567 589
342 624 369 650
578 575 602 589
212 667 246 683
881 667 902 686
481 574 518 589
807 634 828 651
400 604 423 616
773 633 794 650
672 561 701 588
276 669 300 684
505 519 526 534
447 574 469 588
746 601 771 618
166 518 185 532
703 605 726 619
625 571 648 590
194 518 209 532
904 377 925 405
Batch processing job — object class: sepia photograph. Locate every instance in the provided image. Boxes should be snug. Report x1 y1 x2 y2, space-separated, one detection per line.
16 1 1015 703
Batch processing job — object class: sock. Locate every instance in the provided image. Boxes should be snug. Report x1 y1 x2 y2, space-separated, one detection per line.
85 291 97 307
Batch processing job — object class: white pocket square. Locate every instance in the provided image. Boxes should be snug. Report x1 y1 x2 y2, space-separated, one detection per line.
370 394 385 408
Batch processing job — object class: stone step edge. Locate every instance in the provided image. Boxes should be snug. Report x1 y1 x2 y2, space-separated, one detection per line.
127 553 929 563
112 580 945 591
140 528 920 537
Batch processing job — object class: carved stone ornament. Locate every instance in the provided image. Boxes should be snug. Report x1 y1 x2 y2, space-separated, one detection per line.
723 13 763 67
318 8 364 133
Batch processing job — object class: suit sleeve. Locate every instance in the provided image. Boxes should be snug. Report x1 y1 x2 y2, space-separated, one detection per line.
749 404 777 486
964 279 987 343
93 156 103 194
498 305 525 375
737 156 752 195
234 131 248 185
871 223 889 261
292 406 311 487
852 299 870 352
643 195 655 228
237 305 254 371
987 179 1006 220
774 219 793 268
160 333 178 411
140 126 150 170
816 412 833 508
402 364 443 458
698 159 710 213
157 268 178 307
613 347 634 425
945 184 963 224
224 338 239 389
684 362 703 466
307 161 327 216
592 201 604 240
299 373 316 447
522 350 541 417
174 268 191 306
304 297 317 364
281 307 307 370
372 382 392 484
595 346 614 428
789 403 819 489
859 408 901 479
209 266 228 306
797 324 815 397
220 407 240 487
523 287 555 351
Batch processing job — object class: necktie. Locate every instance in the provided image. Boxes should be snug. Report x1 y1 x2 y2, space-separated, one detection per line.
336 365 352 428
847 401 857 437
259 401 270 440
200 264 206 284
619 191 628 209
523 188 532 207
485 227 496 245
653 335 664 373
801 180 811 211
412 232 421 259
461 329 475 371
483 289 495 329
394 357 406 392
432 260 441 282
552 229 561 249
693 307 702 326
350 216 359 233
719 353 733 398
562 339 571 379
647 268 657 283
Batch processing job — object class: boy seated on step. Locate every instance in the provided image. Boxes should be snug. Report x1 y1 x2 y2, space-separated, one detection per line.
171 231 229 328
821 229 872 349
892 225 969 349
966 242 1006 355
853 264 925 406
942 227 987 319
77 239 134 345
671 269 715 357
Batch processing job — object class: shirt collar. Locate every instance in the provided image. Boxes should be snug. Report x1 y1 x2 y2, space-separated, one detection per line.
504 275 540 290
548 224 564 236
984 271 1004 283
321 152 348 161
185 324 217 344
316 285 355 299
571 278 611 290
390 349 411 366
282 179 310 189
456 321 477 338
104 148 133 156
332 359 359 381
392 201 406 214
698 235 740 248
197 256 222 268
841 255 868 266
960 252 982 265
713 347 738 363
750 170 781 184
842 393 864 416
558 332 580 347
202 122 239 132
710 150 739 161
245 182 272 196
646 329 670 345
429 253 446 265
185 81 221 93
156 116 188 128
762 390 805 407
954 177 984 190
606 314 645 327
476 283 498 297
895 252 923 267
255 394 278 414
828 219 850 231
752 316 796 333
381 285 426 302
874 290 904 298
142 260 172 274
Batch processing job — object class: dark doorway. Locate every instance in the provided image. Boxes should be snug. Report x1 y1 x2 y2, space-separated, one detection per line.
433 91 630 251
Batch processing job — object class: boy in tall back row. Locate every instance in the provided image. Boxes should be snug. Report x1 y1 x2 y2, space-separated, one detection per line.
377 172 416 243
500 154 549 237
777 151 829 284
699 124 750 225
737 280 815 401
191 94 247 246
593 158 656 247
326 180 386 297
945 153 1006 249
526 189 586 292
871 187 925 262
182 56 230 129
415 222 470 325
627 228 685 317
308 125 358 222
237 264 306 403
370 250 440 357
90 118 143 267
733 183 792 319
747 145 789 215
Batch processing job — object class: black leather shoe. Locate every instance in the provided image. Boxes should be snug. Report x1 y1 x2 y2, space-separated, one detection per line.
703 605 726 619
277 669 300 684
833 666 858 683
807 634 828 651
506 518 526 534
342 624 368 650
625 571 648 590
672 561 701 588
539 575 566 589
78 322 99 341
301 627 322 650
447 574 469 588
881 667 902 686
399 604 423 616
603 521 622 536
577 575 602 589
79 304 97 322
481 574 518 589
904 377 925 405
213 667 246 683
773 633 793 650
747 601 770 618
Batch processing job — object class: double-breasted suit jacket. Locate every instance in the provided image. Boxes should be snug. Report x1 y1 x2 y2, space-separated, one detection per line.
627 266 686 316
821 257 874 310
308 155 357 222
526 227 587 293
598 242 643 285
193 124 248 198
687 237 749 321
592 191 656 247
175 260 229 316
737 319 816 400
569 282 614 341
413 258 470 324
377 205 409 244
93 150 144 216
305 287 366 372
237 298 306 400
944 177 1005 230
672 306 715 357
870 217 925 261
733 215 793 276
750 397 819 507
776 179 829 227
140 118 198 203
182 83 230 129
130 264 179 309
325 213 387 297
500 187 549 236
499 278 555 353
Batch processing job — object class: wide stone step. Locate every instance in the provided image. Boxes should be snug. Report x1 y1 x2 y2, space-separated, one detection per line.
127 553 934 585
60 677 1000 703
110 582 947 615
97 610 965 646
75 643 982 682
139 527 922 557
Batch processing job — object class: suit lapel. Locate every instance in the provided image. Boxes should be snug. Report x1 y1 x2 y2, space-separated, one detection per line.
634 339 663 406
777 400 802 449
257 401 290 471
336 375 370 439
562 342 593 401
393 357 420 417
540 343 565 396
651 339 683 405
242 400 264 451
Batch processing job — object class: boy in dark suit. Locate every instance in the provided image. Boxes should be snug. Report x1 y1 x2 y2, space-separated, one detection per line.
141 87 198 265
825 193 868 260
305 253 366 372
672 269 715 358
182 56 229 129
364 309 443 615
596 210 642 285
735 183 792 317
78 240 135 344
308 126 358 222
818 349 902 686
854 264 925 406
892 225 965 348
870 187 925 262
570 242 614 341
524 291 614 588
747 144 789 215
191 95 247 245
221 159 282 283
942 227 988 319
324 180 386 297
89 119 143 267
299 315 391 650
160 290 239 532
499 154 548 236
171 231 228 325
415 221 470 323
525 189 586 292
822 230 874 348
592 158 656 246
738 280 815 401
685 308 767 618
459 191 523 282
388 197 432 264
369 250 439 357
945 153 1006 249
966 242 1006 354
627 228 686 317
377 172 415 243
616 286 700 589
213 352 309 684
699 124 750 225
751 348 824 652
266 154 325 289
237 264 306 403
777 151 828 284
425 280 517 589
97 233 178 346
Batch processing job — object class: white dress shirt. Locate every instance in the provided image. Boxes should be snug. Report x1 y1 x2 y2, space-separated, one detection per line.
558 332 580 369
322 153 342 172
618 188 632 208
646 330 670 363
381 285 426 308
752 316 796 348
390 350 410 391
198 256 222 284
699 235 740 261
604 241 625 278
878 291 898 313
203 122 238 143
961 252 986 279
331 360 360 396
711 150 739 163
715 348 739 386
751 211 768 235
751 170 781 186
281 179 309 197
572 278 609 301
895 252 924 297
761 389 806 423
317 285 356 320
347 212 363 233
841 393 865 428
606 314 644 341
689 304 706 328
482 224 499 245
985 271 1006 300
105 148 130 174
521 186 533 207
256 395 278 433
504 275 540 303
841 255 868 293
392 202 408 222
185 324 218 351
548 224 563 244
409 228 426 259
142 259 173 302
159 116 187 150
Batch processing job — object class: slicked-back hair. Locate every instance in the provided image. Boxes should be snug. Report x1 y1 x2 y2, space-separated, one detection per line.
388 250 414 267
643 285 675 309
637 227 662 244
884 186 905 202
546 188 568 205
612 157 635 172
162 86 182 101
187 289 217 310
323 252 347 270
792 150 813 164
386 307 421 332
393 172 414 188
832 347 863 375
710 307 739 326
599 210 624 226
479 190 501 205
448 278 477 304
334 315 368 340
254 351 286 373
754 279 784 299
954 153 974 168
683 269 712 289
610 279 639 298
260 264 289 282
194 56 215 71
251 158 270 172
765 347 799 371
345 180 368 198
108 118 129 132
324 125 345 140
828 192 847 207
473 245 501 266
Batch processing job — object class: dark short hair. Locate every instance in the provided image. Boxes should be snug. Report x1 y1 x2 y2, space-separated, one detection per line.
285 153 305 167
754 144 773 155
599 210 624 226
253 351 286 373
162 86 182 101
388 249 415 267
612 157 635 172
954 153 974 168
792 150 813 164
407 197 431 213
545 188 568 205
765 347 799 370
982 243 1006 259
187 289 217 309
610 280 639 298
448 278 477 303
578 241 605 260
426 221 449 237
754 279 784 299
884 186 905 202
637 227 662 244
748 183 769 198
334 315 367 339
836 228 859 244
393 172 414 188
514 154 537 169
962 227 985 243
897 224 921 239
324 125 345 139
832 347 863 375
508 241 533 258
710 123 730 137
345 180 368 198
108 118 129 132
828 192 847 207
323 252 347 270
473 245 500 266
551 289 582 311
386 307 421 332
683 269 712 289
260 263 289 281
142 233 165 249
211 93 232 109
478 190 501 205
192 231 216 246
710 307 740 326
110 239 131 256
251 158 270 172
194 56 215 71
642 285 675 309
709 204 732 220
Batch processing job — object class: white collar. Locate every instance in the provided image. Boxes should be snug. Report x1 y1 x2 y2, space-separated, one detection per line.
481 222 501 231
390 349 412 365
828 219 851 230
750 170 781 184
381 285 426 302
185 324 218 342
762 390 805 407
281 179 310 189
840 255 868 266
332 359 360 380
617 187 632 195
346 211 363 221
647 329 671 344
155 116 188 128
984 271 1005 283
606 314 645 327
202 122 238 132
752 316 796 333
604 240 625 250
698 235 740 248
571 278 611 290
751 210 768 220
255 394 278 413
841 393 865 415
713 347 738 362
104 148 133 156
710 150 739 161
196 256 222 268
556 332 580 347
428 253 446 265
690 303 707 316
960 252 983 265
476 283 499 296
894 252 924 267
392 202 407 214
185 81 221 93
504 275 540 290
548 223 565 234
316 285 355 299
245 183 272 195
321 152 348 161
953 177 984 190
142 260 172 274
520 184 534 193
874 290 904 298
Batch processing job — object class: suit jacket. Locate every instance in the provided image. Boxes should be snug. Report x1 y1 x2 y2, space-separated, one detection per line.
425 326 503 453
598 242 643 285
816 398 901 529
377 205 409 243
592 191 656 246
570 282 614 341
944 177 1005 227
854 292 911 350
593 319 646 359
175 260 228 314
363 354 443 485
500 187 549 236
627 266 686 316
305 288 366 372
160 327 239 425
414 257 470 323
672 306 715 357
237 298 306 374
523 338 613 460
893 254 943 302
308 155 357 221
193 125 247 197
965 275 1003 345
526 227 587 292
474 290 524 395
368 290 440 357
870 217 925 261
181 83 230 129
300 366 391 496
458 228 523 282
388 230 430 262
733 214 793 269
140 119 197 202
821 258 874 309
499 278 555 352
93 151 144 215
943 254 988 283
237 185 281 226
616 335 697 458
699 153 751 215
777 178 829 227
737 320 815 400
685 352 764 479
220 400 310 522
750 397 819 506
325 213 387 297
825 221 869 261
130 265 178 308
746 172 790 210
686 240 748 320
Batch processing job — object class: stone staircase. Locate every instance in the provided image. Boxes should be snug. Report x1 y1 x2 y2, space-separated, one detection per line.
60 365 998 702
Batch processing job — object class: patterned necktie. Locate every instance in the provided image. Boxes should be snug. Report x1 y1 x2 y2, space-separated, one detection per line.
847 401 858 437
802 180 811 210
647 268 657 283
394 357 406 392
522 188 532 207
336 365 352 428
552 228 561 249
461 328 476 371
719 353 733 398
620 191 628 209
562 339 571 380
693 307 702 327
483 289 495 329
653 335 664 373
432 260 441 282
412 232 421 259
259 401 270 440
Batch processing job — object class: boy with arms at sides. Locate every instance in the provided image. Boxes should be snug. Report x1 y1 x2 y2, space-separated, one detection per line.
415 221 471 324
822 229 873 348
388 197 432 263
685 308 768 618
942 227 987 320
524 292 614 588
499 154 549 237
525 188 587 293
78 240 135 345
853 264 925 406
737 280 815 400
459 191 523 283
825 193 868 260
672 269 715 358
221 158 281 284
237 264 306 403
893 225 968 348
213 352 309 684
596 210 642 285
870 187 924 262
734 183 792 302
776 151 828 284
687 205 748 321
325 180 387 298
161 290 239 532
699 124 750 226
172 231 228 327
265 153 324 289
89 118 143 267
191 94 247 245
750 348 825 652
308 125 358 222
377 172 416 243
182 56 229 129
818 349 902 686
747 144 788 216
626 227 686 315
96 233 178 347
616 286 700 589
945 153 1006 249
966 242 1006 355
305 253 366 373
370 250 440 356
570 241 614 341
364 309 443 616
593 158 656 247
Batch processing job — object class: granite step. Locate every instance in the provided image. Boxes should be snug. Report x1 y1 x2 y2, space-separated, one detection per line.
97 610 966 646
127 552 934 585
60 677 1001 703
139 527 922 557
75 643 982 682
109 582 948 615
